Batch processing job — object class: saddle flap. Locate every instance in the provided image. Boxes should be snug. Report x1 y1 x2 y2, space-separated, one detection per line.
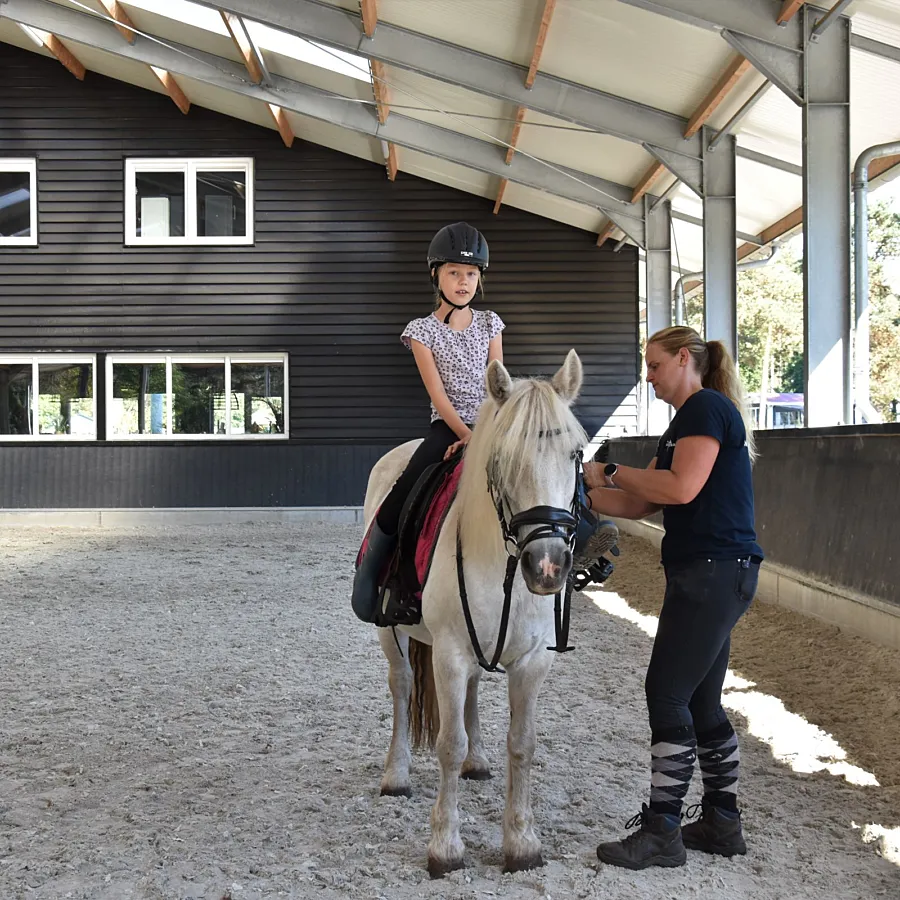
396 451 463 591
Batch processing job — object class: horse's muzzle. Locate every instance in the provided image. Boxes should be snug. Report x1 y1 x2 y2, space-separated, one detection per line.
520 545 572 595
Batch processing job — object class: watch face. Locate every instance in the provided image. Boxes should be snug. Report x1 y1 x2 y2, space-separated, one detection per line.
604 463 617 477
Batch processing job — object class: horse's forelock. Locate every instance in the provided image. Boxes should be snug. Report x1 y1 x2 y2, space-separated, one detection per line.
457 377 586 551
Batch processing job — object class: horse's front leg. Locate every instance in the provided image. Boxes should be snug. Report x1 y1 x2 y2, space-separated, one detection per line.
460 669 491 781
377 627 413 797
503 650 553 873
428 644 471 878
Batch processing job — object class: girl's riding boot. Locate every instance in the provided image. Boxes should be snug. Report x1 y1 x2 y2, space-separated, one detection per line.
351 521 397 623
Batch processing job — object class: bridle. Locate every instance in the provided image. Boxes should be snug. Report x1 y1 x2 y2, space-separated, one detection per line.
457 437 583 673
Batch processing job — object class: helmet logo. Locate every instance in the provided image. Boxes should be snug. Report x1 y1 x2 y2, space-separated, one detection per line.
460 250 474 257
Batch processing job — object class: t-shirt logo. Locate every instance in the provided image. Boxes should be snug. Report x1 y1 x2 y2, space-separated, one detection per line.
665 440 675 449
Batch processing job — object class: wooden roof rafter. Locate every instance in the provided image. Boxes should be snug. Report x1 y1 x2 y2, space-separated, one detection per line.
221 10 264 84
362 4 399 180
97 0 135 44
496 1 557 214
777 1 806 25
21 26 85 80
598 51 753 246
93 0 188 115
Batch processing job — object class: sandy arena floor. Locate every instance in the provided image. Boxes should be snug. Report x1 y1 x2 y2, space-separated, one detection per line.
0 524 897 899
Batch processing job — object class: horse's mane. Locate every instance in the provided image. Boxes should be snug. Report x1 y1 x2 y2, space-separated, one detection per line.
456 376 587 557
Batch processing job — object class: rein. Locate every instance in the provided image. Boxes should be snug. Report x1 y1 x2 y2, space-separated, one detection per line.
457 451 581 674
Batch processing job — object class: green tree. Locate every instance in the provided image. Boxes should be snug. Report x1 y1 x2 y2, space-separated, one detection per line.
683 247 804 396
864 201 900 419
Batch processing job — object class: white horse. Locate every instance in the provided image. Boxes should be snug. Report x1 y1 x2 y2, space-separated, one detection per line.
363 350 588 877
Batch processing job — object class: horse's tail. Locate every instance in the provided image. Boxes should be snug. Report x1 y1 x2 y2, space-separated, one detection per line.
408 638 439 751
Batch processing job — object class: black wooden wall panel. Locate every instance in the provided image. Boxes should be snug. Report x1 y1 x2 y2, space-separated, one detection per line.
0 44 639 506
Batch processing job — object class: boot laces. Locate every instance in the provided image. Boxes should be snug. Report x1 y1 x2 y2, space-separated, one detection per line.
682 802 704 822
620 805 653 844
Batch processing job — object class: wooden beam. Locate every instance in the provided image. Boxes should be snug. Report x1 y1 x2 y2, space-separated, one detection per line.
627 53 754 218
735 154 900 260
684 55 752 138
150 66 190 114
360 0 378 38
777 0 806 25
868 153 900 181
221 11 263 83
386 142 398 181
268 103 294 147
505 106 527 165
525 0 557 89
98 0 136 44
631 162 665 204
371 59 390 124
737 206 803 260
596 220 616 247
31 30 85 80
493 178 509 215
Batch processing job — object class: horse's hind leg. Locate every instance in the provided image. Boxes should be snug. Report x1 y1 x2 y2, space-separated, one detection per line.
378 627 413 797
460 670 491 781
502 651 553 873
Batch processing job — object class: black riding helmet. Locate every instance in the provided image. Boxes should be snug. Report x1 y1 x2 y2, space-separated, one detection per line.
427 223 489 323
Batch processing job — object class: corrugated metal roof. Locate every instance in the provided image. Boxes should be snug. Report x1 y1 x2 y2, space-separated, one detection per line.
3 0 900 278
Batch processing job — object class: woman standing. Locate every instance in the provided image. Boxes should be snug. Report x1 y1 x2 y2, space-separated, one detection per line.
587 325 763 870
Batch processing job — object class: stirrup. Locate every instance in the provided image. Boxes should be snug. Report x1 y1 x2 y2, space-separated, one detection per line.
572 556 615 592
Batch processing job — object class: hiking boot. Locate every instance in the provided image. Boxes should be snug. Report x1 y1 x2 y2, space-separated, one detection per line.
596 804 686 870
681 801 747 857
573 516 619 570
351 520 397 623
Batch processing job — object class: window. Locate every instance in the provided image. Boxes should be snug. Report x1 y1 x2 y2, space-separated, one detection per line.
125 158 253 245
107 354 287 439
0 356 96 439
0 159 37 246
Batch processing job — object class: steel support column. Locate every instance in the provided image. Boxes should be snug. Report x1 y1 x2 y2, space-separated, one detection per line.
702 127 737 357
644 197 673 433
802 8 851 426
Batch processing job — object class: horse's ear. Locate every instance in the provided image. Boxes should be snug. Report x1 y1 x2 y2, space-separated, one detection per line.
552 349 583 404
486 359 513 405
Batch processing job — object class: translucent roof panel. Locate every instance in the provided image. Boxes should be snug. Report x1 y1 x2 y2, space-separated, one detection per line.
514 112 657 187
379 0 545 67
851 0 900 45
381 70 516 147
537 0 736 118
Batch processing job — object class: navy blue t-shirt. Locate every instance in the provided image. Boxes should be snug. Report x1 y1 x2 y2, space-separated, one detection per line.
655 389 763 565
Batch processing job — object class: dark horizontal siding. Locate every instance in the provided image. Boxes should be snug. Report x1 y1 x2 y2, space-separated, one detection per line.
0 44 639 505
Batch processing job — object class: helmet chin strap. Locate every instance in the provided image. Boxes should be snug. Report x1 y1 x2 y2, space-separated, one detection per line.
440 289 473 323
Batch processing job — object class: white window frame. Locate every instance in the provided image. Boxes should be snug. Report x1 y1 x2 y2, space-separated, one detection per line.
0 158 38 247
106 353 289 440
124 157 254 246
0 354 97 441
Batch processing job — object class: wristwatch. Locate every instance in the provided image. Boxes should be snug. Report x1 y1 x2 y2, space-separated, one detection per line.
604 462 618 484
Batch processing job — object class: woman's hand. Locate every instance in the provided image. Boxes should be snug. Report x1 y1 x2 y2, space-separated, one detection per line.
583 461 605 490
444 433 471 460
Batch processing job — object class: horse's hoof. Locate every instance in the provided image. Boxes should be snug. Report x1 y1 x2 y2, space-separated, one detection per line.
503 852 544 873
427 854 465 879
380 785 412 798
460 767 492 781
